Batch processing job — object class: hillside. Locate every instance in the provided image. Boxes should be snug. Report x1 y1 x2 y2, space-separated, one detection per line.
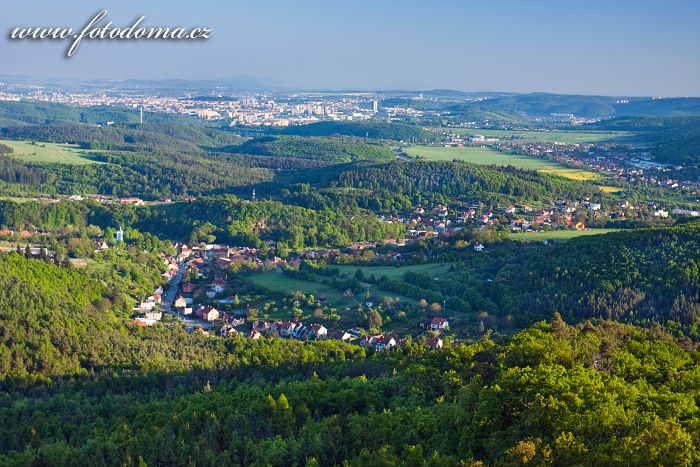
279 120 440 142
230 135 395 163
588 116 700 166
0 317 697 465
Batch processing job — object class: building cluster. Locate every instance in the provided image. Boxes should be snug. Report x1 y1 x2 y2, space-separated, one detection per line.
0 84 386 128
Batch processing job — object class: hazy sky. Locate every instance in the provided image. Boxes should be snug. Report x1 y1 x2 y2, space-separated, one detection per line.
1 0 699 96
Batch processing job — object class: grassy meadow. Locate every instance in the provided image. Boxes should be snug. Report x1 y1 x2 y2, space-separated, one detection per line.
509 228 620 242
404 145 601 181
0 139 103 165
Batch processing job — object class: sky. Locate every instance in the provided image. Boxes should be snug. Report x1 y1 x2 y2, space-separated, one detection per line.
1 0 699 96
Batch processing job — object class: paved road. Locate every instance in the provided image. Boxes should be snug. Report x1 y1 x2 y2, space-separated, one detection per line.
161 262 214 329
393 147 413 161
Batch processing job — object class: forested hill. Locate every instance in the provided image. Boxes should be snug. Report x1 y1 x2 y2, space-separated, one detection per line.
0 315 698 465
0 197 405 248
452 93 700 119
0 121 244 153
331 161 603 207
492 221 700 328
279 120 440 142
0 100 189 127
228 135 395 163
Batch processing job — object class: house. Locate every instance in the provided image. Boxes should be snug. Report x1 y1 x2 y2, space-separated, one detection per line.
358 334 396 350
138 299 157 311
374 335 397 351
430 317 449 331
426 337 443 349
132 317 157 327
329 330 353 341
95 239 109 251
210 280 226 294
275 321 299 337
672 209 700 217
252 320 271 334
199 305 219 322
173 295 188 309
386 251 402 262
473 243 485 252
220 324 237 337
182 306 193 316
249 330 262 339
145 307 162 318
182 283 197 294
308 324 328 340
119 197 145 206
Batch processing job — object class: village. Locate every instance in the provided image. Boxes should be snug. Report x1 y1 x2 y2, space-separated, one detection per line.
439 130 700 198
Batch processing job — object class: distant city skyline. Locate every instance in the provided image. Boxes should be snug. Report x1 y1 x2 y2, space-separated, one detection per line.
2 0 699 97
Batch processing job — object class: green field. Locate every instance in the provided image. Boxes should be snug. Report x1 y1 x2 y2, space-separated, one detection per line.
509 229 620 242
331 263 452 281
435 128 632 144
248 271 344 301
404 145 601 181
0 140 103 165
249 263 454 306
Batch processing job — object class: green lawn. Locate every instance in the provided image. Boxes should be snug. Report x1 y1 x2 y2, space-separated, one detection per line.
0 140 103 165
248 263 455 307
435 128 632 144
248 271 344 301
509 229 620 242
332 263 452 281
404 145 601 181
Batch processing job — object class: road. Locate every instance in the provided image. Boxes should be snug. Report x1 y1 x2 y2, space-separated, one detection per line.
161 262 214 329
393 147 413 161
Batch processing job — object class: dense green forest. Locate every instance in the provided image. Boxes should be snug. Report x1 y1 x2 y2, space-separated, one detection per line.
228 136 395 163
321 161 604 210
279 120 441 142
0 312 697 465
0 197 405 248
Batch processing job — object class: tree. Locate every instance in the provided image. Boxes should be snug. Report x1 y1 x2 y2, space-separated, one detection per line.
368 310 383 331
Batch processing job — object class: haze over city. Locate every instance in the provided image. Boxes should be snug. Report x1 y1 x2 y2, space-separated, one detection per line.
2 0 699 96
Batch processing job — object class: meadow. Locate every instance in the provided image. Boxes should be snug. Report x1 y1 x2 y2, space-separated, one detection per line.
331 262 452 281
248 271 345 301
248 263 454 306
404 145 601 181
0 139 103 165
509 228 620 242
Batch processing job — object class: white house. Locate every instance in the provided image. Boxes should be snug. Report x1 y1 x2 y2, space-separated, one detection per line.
430 317 449 331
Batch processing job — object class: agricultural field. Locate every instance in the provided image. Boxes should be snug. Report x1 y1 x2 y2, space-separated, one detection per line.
508 228 620 242
435 127 633 144
404 145 601 181
0 139 103 165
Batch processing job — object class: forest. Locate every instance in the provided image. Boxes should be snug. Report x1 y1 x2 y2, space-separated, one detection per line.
0 305 697 466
